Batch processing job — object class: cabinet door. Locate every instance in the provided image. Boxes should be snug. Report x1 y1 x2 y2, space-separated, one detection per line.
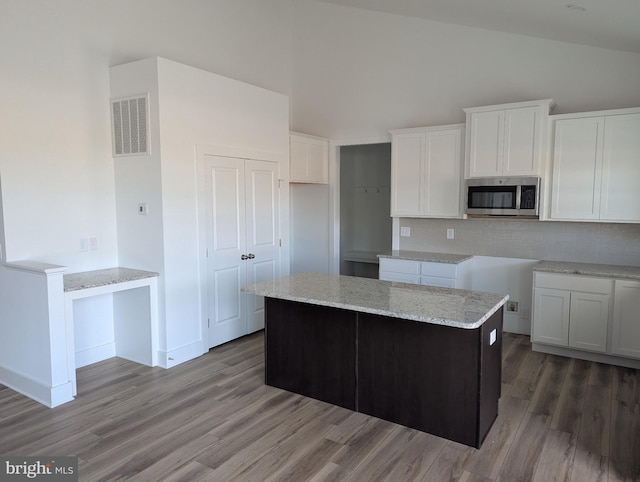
532 288 570 346
290 134 328 183
290 136 309 182
467 111 504 177
306 140 328 184
611 280 640 358
568 292 609 353
391 132 424 216
550 117 604 220
600 113 640 222
503 107 540 176
424 128 462 217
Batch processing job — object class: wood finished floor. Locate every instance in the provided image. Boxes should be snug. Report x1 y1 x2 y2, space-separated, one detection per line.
1 332 639 481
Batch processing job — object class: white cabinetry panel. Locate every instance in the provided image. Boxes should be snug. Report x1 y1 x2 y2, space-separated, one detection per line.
551 117 603 220
390 125 463 218
533 272 611 354
568 292 609 353
391 132 423 215
379 257 469 289
611 280 640 358
549 109 640 223
290 132 328 184
600 113 640 221
533 287 570 347
464 99 553 178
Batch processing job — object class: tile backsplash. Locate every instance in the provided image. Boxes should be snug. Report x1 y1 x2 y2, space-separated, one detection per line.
398 218 640 266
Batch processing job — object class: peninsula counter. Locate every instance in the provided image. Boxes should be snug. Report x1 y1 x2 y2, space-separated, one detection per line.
244 273 508 448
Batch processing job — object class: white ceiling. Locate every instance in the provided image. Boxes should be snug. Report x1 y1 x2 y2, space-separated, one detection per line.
316 0 640 53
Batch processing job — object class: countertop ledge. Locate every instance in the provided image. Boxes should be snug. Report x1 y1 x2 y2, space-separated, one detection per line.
64 267 159 292
378 250 473 264
243 272 508 329
534 261 640 281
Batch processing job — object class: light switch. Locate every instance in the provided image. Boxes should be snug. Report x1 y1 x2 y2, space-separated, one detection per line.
400 227 411 237
138 203 149 215
447 228 455 240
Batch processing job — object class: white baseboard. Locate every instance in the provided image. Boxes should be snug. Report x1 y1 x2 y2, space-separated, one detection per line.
75 342 116 368
532 342 640 369
0 364 74 408
158 341 203 369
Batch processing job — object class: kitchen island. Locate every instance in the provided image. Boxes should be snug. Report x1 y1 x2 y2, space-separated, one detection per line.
244 273 508 448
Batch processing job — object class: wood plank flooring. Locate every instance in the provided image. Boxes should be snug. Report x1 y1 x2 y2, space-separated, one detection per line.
1 332 639 481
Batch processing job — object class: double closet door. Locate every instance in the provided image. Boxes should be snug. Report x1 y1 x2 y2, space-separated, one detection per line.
202 155 281 348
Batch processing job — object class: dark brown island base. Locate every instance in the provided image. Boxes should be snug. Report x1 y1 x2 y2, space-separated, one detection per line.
244 273 508 449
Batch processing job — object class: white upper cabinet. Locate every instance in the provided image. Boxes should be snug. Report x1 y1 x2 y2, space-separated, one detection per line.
600 113 640 221
289 132 329 184
549 109 640 223
464 99 554 178
390 124 464 218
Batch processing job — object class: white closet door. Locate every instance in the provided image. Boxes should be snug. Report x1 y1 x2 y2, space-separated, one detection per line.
244 159 280 333
204 155 280 348
205 155 247 348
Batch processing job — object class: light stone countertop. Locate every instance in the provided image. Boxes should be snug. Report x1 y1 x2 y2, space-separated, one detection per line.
243 272 508 329
378 250 473 264
534 261 640 281
64 267 159 292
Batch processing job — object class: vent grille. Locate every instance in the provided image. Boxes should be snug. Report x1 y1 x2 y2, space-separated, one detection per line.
111 94 150 157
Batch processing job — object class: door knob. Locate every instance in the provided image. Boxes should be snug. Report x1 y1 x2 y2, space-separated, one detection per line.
241 254 249 260
248 253 255 259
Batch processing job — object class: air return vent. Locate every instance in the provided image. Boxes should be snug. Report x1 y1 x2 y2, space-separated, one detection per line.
111 94 150 157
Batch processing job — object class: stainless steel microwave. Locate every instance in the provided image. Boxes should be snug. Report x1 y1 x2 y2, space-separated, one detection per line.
465 177 540 217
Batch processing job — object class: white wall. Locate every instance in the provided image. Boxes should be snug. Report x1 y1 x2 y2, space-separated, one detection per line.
0 0 292 270
110 57 290 366
292 1 640 139
398 217 640 267
290 184 331 274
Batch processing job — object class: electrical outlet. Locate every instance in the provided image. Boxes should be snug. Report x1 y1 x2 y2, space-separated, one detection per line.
507 301 519 313
446 228 455 240
80 238 89 252
400 226 411 237
89 237 98 251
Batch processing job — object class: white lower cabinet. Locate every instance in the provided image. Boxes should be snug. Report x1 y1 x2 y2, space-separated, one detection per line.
379 258 469 289
611 280 640 358
532 273 611 354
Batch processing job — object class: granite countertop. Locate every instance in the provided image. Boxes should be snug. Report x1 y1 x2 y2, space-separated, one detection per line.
378 250 473 264
243 272 508 329
534 261 640 281
64 267 159 292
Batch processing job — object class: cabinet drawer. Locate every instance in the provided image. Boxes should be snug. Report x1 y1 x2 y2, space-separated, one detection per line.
379 271 420 284
379 258 420 275
421 276 456 288
421 261 457 278
534 273 612 294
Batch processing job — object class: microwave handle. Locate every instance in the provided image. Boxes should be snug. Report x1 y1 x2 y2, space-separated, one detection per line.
515 185 521 210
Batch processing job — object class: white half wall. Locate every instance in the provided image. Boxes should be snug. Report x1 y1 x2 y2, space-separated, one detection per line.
470 256 539 335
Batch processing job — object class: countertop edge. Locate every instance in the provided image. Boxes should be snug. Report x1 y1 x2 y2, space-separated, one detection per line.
245 288 509 330
377 251 473 264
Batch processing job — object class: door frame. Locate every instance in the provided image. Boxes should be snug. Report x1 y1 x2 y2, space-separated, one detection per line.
328 135 394 275
195 144 290 353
